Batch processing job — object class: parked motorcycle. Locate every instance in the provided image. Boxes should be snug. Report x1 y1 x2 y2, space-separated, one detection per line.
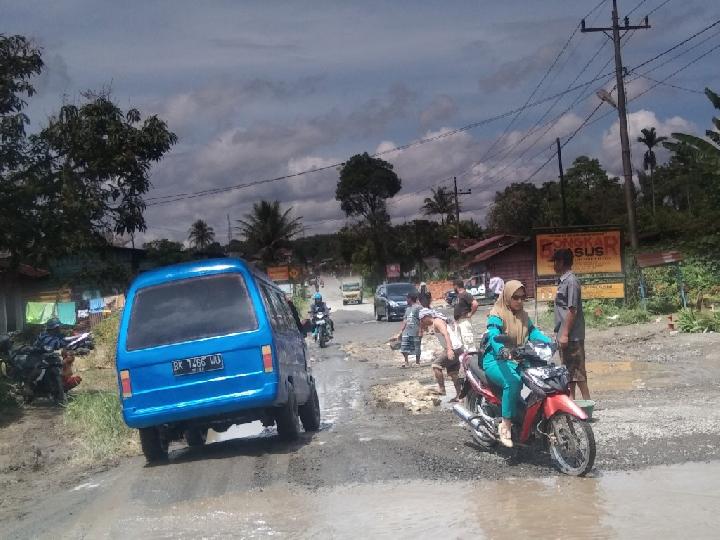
312 311 330 348
0 332 90 405
453 336 596 476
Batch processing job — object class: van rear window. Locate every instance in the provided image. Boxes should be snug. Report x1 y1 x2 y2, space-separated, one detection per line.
126 273 258 351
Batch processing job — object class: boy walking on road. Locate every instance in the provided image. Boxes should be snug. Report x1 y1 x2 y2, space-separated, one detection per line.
551 248 591 401
396 292 422 367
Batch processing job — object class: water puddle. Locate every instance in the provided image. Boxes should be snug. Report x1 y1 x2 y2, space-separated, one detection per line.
587 359 672 391
128 461 720 539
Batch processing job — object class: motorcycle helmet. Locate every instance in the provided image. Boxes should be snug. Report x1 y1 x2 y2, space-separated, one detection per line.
46 318 62 331
313 293 322 301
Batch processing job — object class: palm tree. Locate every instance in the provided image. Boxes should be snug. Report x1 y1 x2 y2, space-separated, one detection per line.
637 127 668 215
422 186 456 225
236 200 303 265
187 219 215 250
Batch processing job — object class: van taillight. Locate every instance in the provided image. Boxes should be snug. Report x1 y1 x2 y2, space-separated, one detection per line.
120 370 132 398
262 345 273 373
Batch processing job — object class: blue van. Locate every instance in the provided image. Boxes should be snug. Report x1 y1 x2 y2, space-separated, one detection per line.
115 258 320 462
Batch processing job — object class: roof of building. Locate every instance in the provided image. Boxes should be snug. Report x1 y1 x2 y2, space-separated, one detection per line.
461 234 523 255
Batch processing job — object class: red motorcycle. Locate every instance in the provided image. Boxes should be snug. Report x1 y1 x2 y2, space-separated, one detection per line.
454 336 596 476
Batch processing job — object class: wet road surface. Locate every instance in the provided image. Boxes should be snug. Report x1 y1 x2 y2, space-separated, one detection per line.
4 296 720 539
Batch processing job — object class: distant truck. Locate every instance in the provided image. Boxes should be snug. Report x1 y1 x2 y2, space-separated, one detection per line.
341 278 363 305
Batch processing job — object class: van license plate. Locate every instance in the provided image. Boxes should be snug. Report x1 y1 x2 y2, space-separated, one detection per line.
172 354 224 376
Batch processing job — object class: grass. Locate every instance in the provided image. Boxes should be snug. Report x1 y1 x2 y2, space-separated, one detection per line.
64 389 138 462
534 300 651 331
63 312 138 463
677 308 720 333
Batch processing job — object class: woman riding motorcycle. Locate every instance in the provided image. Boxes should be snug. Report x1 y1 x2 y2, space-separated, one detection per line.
483 280 552 448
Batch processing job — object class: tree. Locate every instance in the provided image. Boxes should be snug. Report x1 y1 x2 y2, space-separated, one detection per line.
486 182 545 235
236 200 303 265
0 35 43 266
143 239 188 267
637 127 668 215
422 186 456 225
187 220 215 250
664 88 720 166
336 153 401 276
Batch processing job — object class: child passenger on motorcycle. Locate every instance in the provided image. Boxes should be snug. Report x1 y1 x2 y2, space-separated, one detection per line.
483 280 552 448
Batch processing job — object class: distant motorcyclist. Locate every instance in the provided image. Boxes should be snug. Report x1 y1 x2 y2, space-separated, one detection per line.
309 293 334 337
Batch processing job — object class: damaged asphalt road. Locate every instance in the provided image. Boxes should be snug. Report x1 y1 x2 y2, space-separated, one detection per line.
3 308 720 539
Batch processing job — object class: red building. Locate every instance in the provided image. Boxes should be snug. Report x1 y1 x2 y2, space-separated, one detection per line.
462 235 536 297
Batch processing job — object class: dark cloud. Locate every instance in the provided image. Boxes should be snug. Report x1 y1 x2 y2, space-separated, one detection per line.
478 43 562 93
420 94 457 128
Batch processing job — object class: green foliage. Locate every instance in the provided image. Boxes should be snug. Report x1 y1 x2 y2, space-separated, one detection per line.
236 200 303 265
143 238 189 267
1 35 177 266
677 308 720 333
84 313 120 369
64 391 137 461
187 219 215 250
582 299 651 329
336 153 401 221
422 186 456 225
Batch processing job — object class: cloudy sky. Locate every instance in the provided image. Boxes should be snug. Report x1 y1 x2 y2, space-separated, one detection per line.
4 0 719 243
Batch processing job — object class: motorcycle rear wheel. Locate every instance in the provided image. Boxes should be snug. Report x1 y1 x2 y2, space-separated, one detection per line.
548 412 596 476
465 390 497 449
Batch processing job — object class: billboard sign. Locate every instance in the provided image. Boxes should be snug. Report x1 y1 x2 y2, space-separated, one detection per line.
536 230 622 276
386 263 401 279
267 266 290 282
536 282 626 301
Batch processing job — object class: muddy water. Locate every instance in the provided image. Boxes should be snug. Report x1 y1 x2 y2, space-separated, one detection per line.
119 461 720 539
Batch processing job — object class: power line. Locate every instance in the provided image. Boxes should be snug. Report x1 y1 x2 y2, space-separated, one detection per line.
146 12 716 210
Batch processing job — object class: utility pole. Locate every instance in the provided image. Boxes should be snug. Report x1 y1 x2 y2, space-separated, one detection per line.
227 214 232 246
581 0 649 249
453 176 471 248
556 138 568 226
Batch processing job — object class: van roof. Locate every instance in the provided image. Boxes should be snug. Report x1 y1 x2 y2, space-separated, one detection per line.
131 258 270 290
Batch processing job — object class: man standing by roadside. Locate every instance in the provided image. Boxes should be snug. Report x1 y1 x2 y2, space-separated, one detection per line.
488 275 504 301
453 278 478 353
419 309 464 400
552 248 591 401
418 282 432 308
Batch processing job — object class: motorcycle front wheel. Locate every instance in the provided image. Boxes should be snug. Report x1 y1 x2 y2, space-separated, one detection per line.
319 328 328 348
547 412 596 476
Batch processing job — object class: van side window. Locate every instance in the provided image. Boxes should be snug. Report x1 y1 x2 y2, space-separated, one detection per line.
259 284 281 329
270 291 295 332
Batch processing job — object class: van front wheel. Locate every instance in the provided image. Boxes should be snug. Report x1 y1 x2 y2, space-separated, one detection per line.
275 386 301 441
139 427 169 462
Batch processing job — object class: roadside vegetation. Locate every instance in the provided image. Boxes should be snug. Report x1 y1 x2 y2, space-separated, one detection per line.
64 313 139 463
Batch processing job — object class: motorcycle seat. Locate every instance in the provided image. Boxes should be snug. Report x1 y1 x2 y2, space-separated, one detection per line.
468 354 503 395
468 355 490 387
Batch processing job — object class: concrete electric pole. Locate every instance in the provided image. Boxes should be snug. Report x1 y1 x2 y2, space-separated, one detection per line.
453 176 471 247
582 0 650 249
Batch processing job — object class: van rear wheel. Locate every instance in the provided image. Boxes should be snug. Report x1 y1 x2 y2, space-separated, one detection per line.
299 381 321 432
276 386 301 441
139 427 169 462
184 427 208 447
